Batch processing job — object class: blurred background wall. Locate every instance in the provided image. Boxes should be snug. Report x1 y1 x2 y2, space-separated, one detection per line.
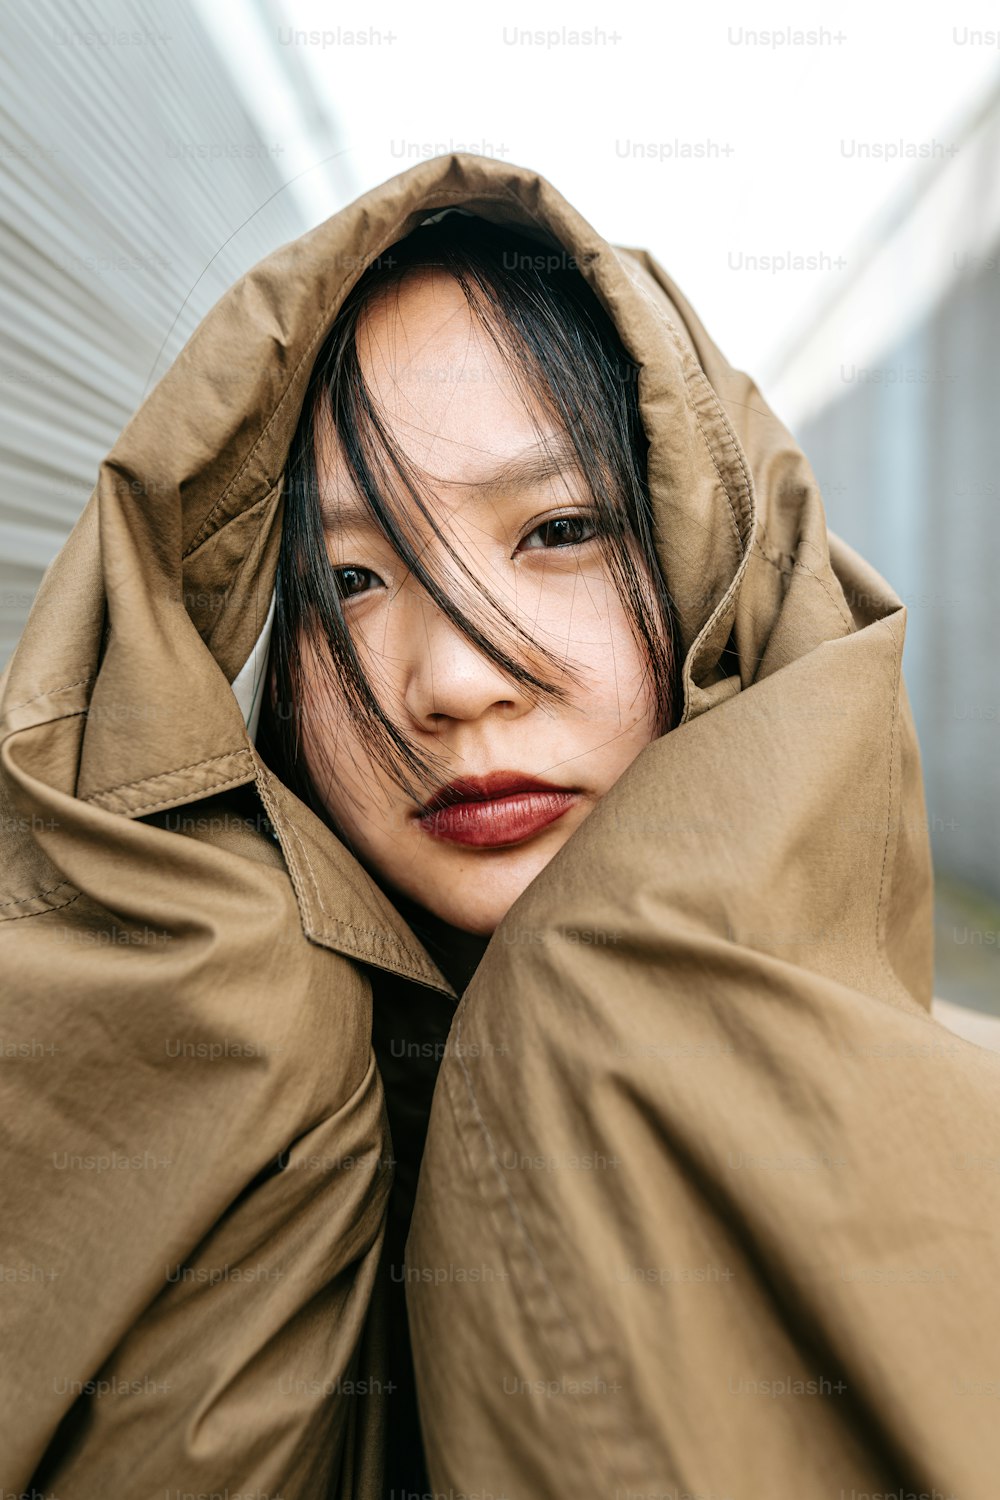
766 79 1000 1016
2 0 997 1013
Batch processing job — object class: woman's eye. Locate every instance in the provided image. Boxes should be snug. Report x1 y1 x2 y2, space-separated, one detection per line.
518 513 598 552
332 565 381 600
332 516 597 599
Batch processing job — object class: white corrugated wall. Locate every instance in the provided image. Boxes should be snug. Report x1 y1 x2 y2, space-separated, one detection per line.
0 0 349 665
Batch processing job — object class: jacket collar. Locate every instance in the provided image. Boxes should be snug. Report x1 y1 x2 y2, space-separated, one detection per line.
251 747 459 1001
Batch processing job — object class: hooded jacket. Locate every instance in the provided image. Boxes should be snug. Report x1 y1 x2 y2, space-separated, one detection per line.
1 152 997 1500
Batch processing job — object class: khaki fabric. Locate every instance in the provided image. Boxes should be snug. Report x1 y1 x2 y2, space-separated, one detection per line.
0 151 996 1497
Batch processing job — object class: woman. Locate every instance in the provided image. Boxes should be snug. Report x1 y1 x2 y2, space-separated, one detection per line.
0 152 997 1500
256 208 682 1495
257 208 681 977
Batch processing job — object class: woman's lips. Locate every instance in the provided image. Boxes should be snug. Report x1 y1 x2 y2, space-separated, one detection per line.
417 789 581 848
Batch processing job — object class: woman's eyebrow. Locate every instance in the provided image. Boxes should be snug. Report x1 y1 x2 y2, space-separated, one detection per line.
321 433 583 530
444 432 583 501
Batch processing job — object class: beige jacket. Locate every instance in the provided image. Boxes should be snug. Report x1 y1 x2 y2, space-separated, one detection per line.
1 152 997 1499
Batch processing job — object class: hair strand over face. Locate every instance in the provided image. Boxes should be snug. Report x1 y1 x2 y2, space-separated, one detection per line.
256 214 681 832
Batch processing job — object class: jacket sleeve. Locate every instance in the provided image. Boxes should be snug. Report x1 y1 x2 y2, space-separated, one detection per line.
405 665 1000 1500
0 788 390 1499
408 922 1000 1499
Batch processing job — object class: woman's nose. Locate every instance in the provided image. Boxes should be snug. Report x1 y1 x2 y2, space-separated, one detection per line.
398 588 533 730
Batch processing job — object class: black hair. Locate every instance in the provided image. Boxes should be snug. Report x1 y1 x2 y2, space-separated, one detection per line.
256 212 681 829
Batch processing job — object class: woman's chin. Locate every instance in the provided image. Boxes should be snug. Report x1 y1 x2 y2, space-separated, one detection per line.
414 885 511 939
414 859 545 938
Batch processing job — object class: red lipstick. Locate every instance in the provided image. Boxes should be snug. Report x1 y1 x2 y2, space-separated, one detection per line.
414 771 581 848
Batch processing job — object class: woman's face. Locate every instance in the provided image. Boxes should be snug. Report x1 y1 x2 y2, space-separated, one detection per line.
299 266 665 937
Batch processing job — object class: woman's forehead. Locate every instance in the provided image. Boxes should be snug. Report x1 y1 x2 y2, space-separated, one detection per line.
355 271 517 403
316 423 588 533
313 272 588 526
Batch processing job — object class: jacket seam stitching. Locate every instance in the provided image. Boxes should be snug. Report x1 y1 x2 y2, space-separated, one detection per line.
181 482 281 565
0 881 76 909
756 514 856 632
124 771 252 818
873 614 908 1003
661 322 746 553
0 887 82 921
2 676 95 716
282 814 327 917
254 764 430 963
446 1002 636 1482
751 537 856 635
80 751 250 807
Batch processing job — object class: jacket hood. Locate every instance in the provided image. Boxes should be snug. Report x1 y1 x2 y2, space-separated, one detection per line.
1 150 932 1008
